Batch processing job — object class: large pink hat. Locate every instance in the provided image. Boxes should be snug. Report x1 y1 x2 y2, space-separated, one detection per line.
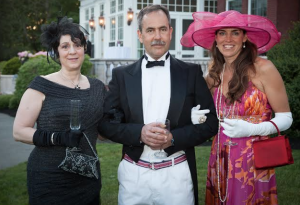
181 10 281 54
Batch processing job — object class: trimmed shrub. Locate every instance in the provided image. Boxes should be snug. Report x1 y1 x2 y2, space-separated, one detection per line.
13 54 93 105
8 96 20 109
1 57 21 75
0 94 14 109
81 54 93 75
0 61 7 73
13 56 59 104
267 21 300 137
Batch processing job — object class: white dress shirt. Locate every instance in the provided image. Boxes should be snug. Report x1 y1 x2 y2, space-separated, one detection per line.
140 52 184 162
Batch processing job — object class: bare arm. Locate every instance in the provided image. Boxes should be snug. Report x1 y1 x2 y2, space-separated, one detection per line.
222 59 292 138
13 88 44 144
253 58 290 112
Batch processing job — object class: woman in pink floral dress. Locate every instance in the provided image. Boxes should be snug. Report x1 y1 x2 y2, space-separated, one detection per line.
181 10 293 204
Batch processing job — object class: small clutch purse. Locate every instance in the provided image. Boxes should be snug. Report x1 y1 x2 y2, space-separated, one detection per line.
253 121 294 169
58 132 99 179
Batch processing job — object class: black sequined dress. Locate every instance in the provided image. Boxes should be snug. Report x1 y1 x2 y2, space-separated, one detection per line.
27 76 106 205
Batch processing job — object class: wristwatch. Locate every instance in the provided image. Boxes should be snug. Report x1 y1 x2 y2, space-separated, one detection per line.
171 138 175 146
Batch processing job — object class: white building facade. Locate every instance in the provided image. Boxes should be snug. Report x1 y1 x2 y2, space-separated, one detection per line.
79 0 219 60
78 0 268 84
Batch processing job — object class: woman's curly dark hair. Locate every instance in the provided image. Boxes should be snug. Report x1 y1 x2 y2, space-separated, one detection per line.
40 17 89 63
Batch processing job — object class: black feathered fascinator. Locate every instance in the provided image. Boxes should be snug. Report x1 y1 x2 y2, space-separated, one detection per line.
40 16 89 64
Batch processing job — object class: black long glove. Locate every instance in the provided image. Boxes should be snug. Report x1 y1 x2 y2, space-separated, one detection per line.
33 129 83 147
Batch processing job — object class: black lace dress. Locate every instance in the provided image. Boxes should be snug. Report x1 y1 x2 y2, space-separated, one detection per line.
27 76 106 205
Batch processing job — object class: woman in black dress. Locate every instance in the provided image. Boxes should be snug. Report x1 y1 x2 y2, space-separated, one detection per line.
13 17 106 205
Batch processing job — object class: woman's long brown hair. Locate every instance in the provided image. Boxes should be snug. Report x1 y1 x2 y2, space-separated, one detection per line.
208 38 258 105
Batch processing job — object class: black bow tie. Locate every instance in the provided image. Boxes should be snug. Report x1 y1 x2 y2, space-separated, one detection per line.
146 60 165 68
145 53 170 68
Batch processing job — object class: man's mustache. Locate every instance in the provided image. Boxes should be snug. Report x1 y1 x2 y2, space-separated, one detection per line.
151 41 166 46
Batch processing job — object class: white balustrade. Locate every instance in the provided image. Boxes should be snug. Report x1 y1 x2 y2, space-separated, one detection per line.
90 58 210 84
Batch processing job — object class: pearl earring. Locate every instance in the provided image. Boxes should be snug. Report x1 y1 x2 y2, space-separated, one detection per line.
216 44 218 48
243 43 246 48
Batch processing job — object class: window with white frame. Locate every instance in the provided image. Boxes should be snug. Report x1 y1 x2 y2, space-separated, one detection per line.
85 23 89 33
91 31 94 44
100 4 104 15
227 0 242 12
161 0 197 12
182 19 194 51
117 15 123 46
137 40 144 58
90 7 95 43
204 0 218 13
250 0 267 16
111 0 116 14
110 17 116 46
118 0 123 12
100 3 105 29
85 9 89 21
91 7 94 18
170 19 176 50
137 0 153 10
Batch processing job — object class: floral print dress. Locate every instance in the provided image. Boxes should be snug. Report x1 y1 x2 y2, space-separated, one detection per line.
205 82 278 205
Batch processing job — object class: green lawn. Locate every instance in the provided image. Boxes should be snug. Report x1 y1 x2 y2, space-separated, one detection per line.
0 144 299 205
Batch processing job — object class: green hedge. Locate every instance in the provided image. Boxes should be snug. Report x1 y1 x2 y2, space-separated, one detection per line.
8 96 20 109
0 61 7 73
0 95 14 109
1 57 21 75
267 21 300 137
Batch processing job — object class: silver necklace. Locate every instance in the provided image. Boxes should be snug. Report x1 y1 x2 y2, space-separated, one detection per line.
60 70 81 89
215 64 236 203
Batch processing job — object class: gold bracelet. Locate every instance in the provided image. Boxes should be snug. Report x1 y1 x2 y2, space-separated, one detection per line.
51 133 55 145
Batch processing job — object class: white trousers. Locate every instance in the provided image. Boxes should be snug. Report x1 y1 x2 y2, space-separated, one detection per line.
117 159 195 205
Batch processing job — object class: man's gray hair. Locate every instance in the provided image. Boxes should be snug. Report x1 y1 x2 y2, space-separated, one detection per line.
137 5 171 32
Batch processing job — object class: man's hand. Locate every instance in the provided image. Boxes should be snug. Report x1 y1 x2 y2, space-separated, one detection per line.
160 132 173 150
141 122 168 149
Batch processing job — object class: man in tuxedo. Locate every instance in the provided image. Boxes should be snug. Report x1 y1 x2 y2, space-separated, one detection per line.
98 5 218 205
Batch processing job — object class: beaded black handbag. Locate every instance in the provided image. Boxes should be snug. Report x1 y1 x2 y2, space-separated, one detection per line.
58 132 99 179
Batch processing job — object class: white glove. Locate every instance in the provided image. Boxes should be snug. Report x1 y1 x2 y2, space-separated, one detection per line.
221 112 293 138
191 104 210 124
221 119 256 138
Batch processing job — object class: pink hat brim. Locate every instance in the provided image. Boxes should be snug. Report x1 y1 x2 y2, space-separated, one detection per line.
181 11 281 54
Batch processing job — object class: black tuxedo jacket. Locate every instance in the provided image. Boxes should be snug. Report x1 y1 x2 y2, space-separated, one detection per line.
98 55 218 204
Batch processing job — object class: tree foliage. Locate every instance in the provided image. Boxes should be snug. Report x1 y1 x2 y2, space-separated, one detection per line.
267 21 300 137
0 0 80 61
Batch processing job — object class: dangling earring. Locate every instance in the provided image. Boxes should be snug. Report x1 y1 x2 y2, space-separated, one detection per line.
216 44 218 48
243 42 246 48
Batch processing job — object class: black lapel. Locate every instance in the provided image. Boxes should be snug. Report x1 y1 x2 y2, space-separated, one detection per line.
124 57 144 123
167 56 187 128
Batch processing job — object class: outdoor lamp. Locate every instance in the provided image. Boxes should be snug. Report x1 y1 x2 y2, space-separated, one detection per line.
99 13 105 29
89 16 95 30
127 8 134 26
